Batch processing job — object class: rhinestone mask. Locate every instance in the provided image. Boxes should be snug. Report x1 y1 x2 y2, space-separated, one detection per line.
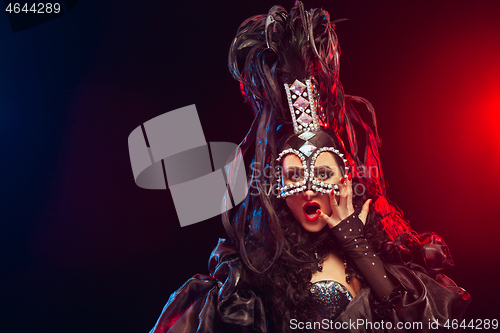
276 130 349 199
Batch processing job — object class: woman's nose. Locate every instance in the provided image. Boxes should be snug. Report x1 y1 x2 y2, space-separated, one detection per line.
303 189 316 200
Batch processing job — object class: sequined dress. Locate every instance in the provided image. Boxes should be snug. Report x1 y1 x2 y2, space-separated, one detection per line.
310 280 353 321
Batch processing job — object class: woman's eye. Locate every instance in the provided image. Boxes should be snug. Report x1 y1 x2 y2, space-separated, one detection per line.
286 170 303 181
315 168 334 181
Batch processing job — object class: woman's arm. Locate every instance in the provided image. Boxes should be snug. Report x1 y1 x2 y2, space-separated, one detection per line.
329 212 397 301
317 176 397 301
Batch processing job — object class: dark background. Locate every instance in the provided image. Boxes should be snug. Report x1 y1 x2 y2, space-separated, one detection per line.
1 0 499 332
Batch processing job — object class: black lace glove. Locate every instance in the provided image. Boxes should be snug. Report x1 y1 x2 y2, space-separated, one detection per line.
330 213 397 302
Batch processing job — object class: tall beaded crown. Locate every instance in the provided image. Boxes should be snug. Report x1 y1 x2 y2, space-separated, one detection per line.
284 78 320 134
282 77 335 159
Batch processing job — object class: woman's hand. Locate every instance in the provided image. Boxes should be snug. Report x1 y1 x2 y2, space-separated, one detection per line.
317 175 372 227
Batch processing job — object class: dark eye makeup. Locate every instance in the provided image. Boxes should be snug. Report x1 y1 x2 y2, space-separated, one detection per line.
285 167 304 181
314 166 335 181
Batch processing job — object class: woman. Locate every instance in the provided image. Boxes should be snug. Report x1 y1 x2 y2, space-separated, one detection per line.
150 2 470 332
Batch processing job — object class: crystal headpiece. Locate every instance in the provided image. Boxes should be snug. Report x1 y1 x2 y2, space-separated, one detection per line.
284 79 320 134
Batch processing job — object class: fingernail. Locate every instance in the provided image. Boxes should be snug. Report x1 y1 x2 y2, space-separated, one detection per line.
348 173 352 181
330 189 334 196
340 177 344 183
316 209 321 215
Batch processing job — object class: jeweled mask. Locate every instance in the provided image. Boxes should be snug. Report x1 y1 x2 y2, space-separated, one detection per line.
276 129 348 198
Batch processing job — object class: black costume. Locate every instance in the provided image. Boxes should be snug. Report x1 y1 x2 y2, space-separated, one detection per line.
149 204 470 332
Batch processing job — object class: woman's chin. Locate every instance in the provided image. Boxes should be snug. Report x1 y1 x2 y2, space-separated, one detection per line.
299 218 327 233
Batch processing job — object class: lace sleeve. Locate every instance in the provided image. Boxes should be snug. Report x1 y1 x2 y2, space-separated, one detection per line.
330 213 397 301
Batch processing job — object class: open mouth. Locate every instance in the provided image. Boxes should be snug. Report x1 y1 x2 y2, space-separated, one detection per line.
303 202 321 222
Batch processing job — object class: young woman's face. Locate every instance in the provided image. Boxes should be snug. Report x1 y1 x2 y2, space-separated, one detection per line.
282 152 343 232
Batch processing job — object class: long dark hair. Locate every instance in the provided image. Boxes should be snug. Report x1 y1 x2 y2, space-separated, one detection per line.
223 2 411 331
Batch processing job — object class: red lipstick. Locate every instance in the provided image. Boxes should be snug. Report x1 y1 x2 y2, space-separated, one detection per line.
303 202 321 222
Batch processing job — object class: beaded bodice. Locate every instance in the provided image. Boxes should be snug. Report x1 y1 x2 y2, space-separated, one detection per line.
310 280 353 321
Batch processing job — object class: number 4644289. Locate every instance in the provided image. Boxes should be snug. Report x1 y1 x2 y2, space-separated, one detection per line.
5 3 61 14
